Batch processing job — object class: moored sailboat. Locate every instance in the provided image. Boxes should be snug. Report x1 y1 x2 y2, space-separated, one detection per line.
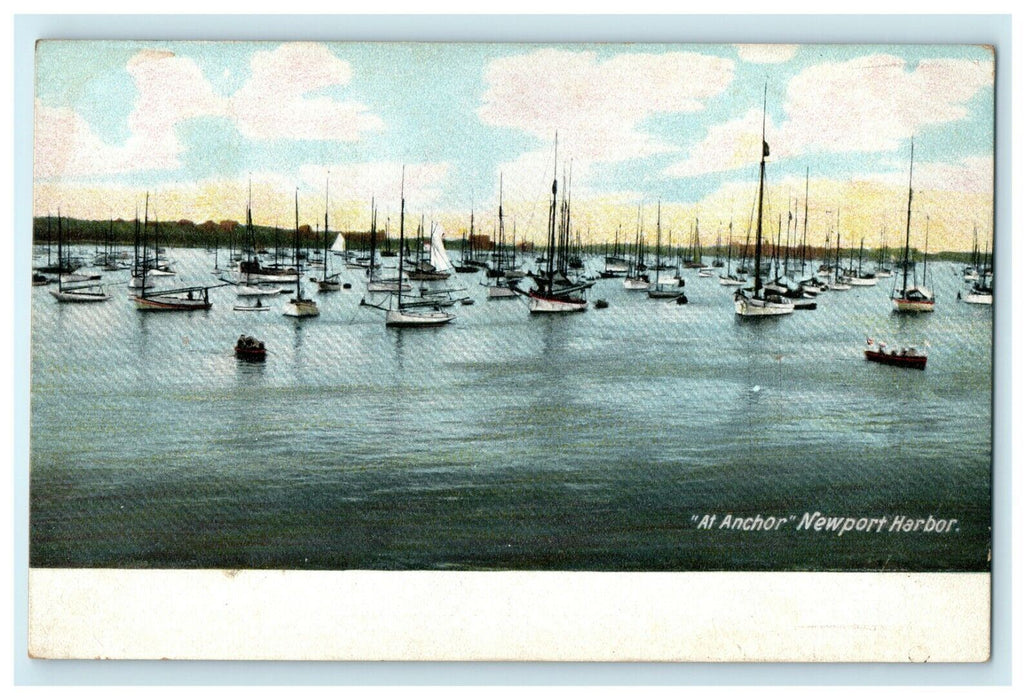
48 213 111 303
283 189 319 318
733 87 794 318
525 136 589 313
891 140 935 313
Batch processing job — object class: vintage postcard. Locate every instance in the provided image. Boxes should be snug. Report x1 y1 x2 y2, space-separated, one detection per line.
28 40 993 661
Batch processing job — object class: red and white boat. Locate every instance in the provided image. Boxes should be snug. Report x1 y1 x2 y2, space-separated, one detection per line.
864 338 927 370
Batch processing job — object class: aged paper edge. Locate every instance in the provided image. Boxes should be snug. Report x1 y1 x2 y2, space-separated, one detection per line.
27 569 989 662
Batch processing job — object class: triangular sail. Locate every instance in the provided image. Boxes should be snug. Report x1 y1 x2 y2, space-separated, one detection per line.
429 223 454 273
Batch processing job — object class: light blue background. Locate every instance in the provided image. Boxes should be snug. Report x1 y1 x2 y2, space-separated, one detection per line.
13 13 1011 686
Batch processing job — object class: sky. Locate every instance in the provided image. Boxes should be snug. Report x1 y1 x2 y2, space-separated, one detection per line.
33 41 994 251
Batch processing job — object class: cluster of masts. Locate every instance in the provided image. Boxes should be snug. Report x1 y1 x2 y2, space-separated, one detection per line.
34 93 993 321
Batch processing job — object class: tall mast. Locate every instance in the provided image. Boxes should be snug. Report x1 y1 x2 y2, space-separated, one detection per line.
803 168 809 274
498 172 504 274
902 138 914 294
56 211 63 292
398 167 406 307
923 214 930 287
655 199 662 283
369 197 377 279
835 209 841 278
546 133 558 295
324 172 330 282
753 83 768 296
133 206 140 279
143 193 150 290
294 188 301 299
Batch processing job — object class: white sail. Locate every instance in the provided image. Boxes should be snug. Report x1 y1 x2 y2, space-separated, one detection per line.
330 232 346 253
429 224 453 273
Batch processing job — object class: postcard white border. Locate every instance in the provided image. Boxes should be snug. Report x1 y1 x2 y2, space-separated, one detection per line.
29 569 989 662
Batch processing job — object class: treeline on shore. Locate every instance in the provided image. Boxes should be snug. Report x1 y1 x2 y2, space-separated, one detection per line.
32 216 980 262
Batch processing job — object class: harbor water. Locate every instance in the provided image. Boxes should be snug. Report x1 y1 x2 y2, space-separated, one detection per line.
30 248 992 571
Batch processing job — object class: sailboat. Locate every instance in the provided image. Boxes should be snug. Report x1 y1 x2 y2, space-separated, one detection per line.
623 207 650 291
405 216 451 281
602 227 630 277
485 177 520 299
718 222 746 286
283 189 319 318
237 182 282 298
648 201 683 299
827 212 852 291
48 213 111 303
317 179 342 292
962 240 993 305
366 200 413 294
891 140 935 313
733 86 794 318
383 169 455 327
525 136 590 313
683 219 704 268
134 195 214 311
847 237 878 286
454 211 482 273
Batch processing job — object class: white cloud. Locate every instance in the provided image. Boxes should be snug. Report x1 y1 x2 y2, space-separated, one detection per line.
777 54 993 155
665 53 993 180
229 43 383 141
480 48 735 165
663 109 771 178
862 156 993 195
35 43 383 181
736 44 799 64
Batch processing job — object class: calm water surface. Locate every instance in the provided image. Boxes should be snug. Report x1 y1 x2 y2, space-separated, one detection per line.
30 247 992 570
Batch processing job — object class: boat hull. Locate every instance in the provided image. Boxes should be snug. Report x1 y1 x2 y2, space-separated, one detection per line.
734 292 795 317
848 277 879 287
647 289 683 299
367 281 412 293
864 350 927 370
407 270 450 281
962 292 993 305
236 284 281 297
528 292 588 313
283 299 320 317
892 298 935 313
50 289 111 303
134 295 211 311
385 309 456 326
622 278 649 291
487 285 519 299
235 348 267 361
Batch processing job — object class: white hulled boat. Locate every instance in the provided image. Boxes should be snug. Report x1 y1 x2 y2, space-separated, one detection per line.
892 140 935 314
283 189 319 318
734 87 794 318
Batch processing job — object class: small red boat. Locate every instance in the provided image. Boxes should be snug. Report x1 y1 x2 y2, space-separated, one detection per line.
864 339 926 370
235 335 267 361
